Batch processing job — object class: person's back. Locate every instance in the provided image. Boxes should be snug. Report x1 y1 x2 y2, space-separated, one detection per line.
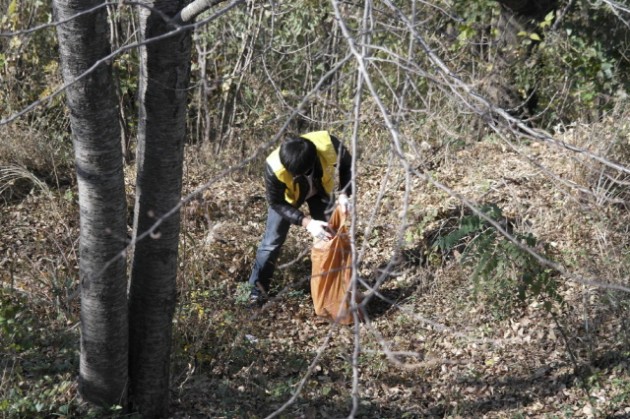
247 132 353 307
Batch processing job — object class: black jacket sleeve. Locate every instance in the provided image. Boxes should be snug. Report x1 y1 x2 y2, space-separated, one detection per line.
330 135 353 196
264 164 306 225
263 134 354 226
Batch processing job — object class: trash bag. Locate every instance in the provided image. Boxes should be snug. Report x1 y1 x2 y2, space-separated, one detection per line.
310 206 362 325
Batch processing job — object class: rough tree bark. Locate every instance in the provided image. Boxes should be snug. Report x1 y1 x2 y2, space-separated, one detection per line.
53 0 129 407
128 0 192 416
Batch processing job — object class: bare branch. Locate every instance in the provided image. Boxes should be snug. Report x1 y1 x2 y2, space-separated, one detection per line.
1 3 104 36
600 0 630 15
381 0 630 177
263 327 337 419
0 1 168 37
413 166 630 293
0 0 245 126
174 0 227 25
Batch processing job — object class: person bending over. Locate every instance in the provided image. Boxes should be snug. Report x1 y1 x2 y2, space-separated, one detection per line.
248 131 353 306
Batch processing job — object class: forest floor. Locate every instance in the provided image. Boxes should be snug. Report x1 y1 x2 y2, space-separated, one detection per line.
2 126 630 418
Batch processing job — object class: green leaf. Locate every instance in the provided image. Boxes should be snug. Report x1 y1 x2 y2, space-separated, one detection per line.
529 33 541 41
539 11 554 29
8 0 17 16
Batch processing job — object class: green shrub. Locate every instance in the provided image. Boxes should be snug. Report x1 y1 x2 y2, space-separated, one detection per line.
434 204 561 317
0 289 36 352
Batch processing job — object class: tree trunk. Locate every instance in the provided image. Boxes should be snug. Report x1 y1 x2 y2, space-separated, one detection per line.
128 1 192 416
53 0 129 407
496 0 557 19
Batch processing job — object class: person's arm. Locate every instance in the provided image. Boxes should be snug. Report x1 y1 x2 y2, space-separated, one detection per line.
330 135 353 196
264 164 305 225
264 165 332 239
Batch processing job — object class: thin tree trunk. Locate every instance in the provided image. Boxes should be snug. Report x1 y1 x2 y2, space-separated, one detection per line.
53 0 128 407
128 1 192 416
496 0 557 19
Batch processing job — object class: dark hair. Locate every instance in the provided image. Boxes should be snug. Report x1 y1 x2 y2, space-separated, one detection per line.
279 135 317 175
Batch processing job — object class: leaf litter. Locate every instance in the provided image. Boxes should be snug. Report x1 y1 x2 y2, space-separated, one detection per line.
171 125 630 418
3 121 630 417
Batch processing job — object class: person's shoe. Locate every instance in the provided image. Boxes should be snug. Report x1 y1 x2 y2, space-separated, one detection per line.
248 293 267 308
248 281 268 308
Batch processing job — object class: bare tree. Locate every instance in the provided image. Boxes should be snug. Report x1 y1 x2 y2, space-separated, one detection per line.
18 0 630 416
127 2 240 415
128 0 192 416
50 0 233 415
52 0 129 407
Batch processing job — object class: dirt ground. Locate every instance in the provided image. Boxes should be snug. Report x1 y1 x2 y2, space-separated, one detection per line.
2 130 630 418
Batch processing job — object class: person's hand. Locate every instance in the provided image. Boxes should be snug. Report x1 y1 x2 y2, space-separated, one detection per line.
338 193 350 214
306 219 332 241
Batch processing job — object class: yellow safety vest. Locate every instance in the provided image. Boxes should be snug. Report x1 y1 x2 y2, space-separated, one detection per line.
266 131 338 206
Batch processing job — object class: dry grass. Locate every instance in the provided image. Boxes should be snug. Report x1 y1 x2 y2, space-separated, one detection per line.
0 122 73 195
0 164 49 201
165 113 630 417
2 112 630 417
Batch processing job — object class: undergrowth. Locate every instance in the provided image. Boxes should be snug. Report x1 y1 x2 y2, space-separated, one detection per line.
433 203 561 318
1 0 630 416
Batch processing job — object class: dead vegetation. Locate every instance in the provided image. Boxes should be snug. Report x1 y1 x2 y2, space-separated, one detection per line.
3 112 630 418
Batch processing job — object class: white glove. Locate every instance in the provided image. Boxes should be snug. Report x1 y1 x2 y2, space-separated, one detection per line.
306 219 332 241
338 193 350 214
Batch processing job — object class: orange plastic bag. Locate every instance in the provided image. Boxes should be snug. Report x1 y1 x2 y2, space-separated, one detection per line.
310 206 362 325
